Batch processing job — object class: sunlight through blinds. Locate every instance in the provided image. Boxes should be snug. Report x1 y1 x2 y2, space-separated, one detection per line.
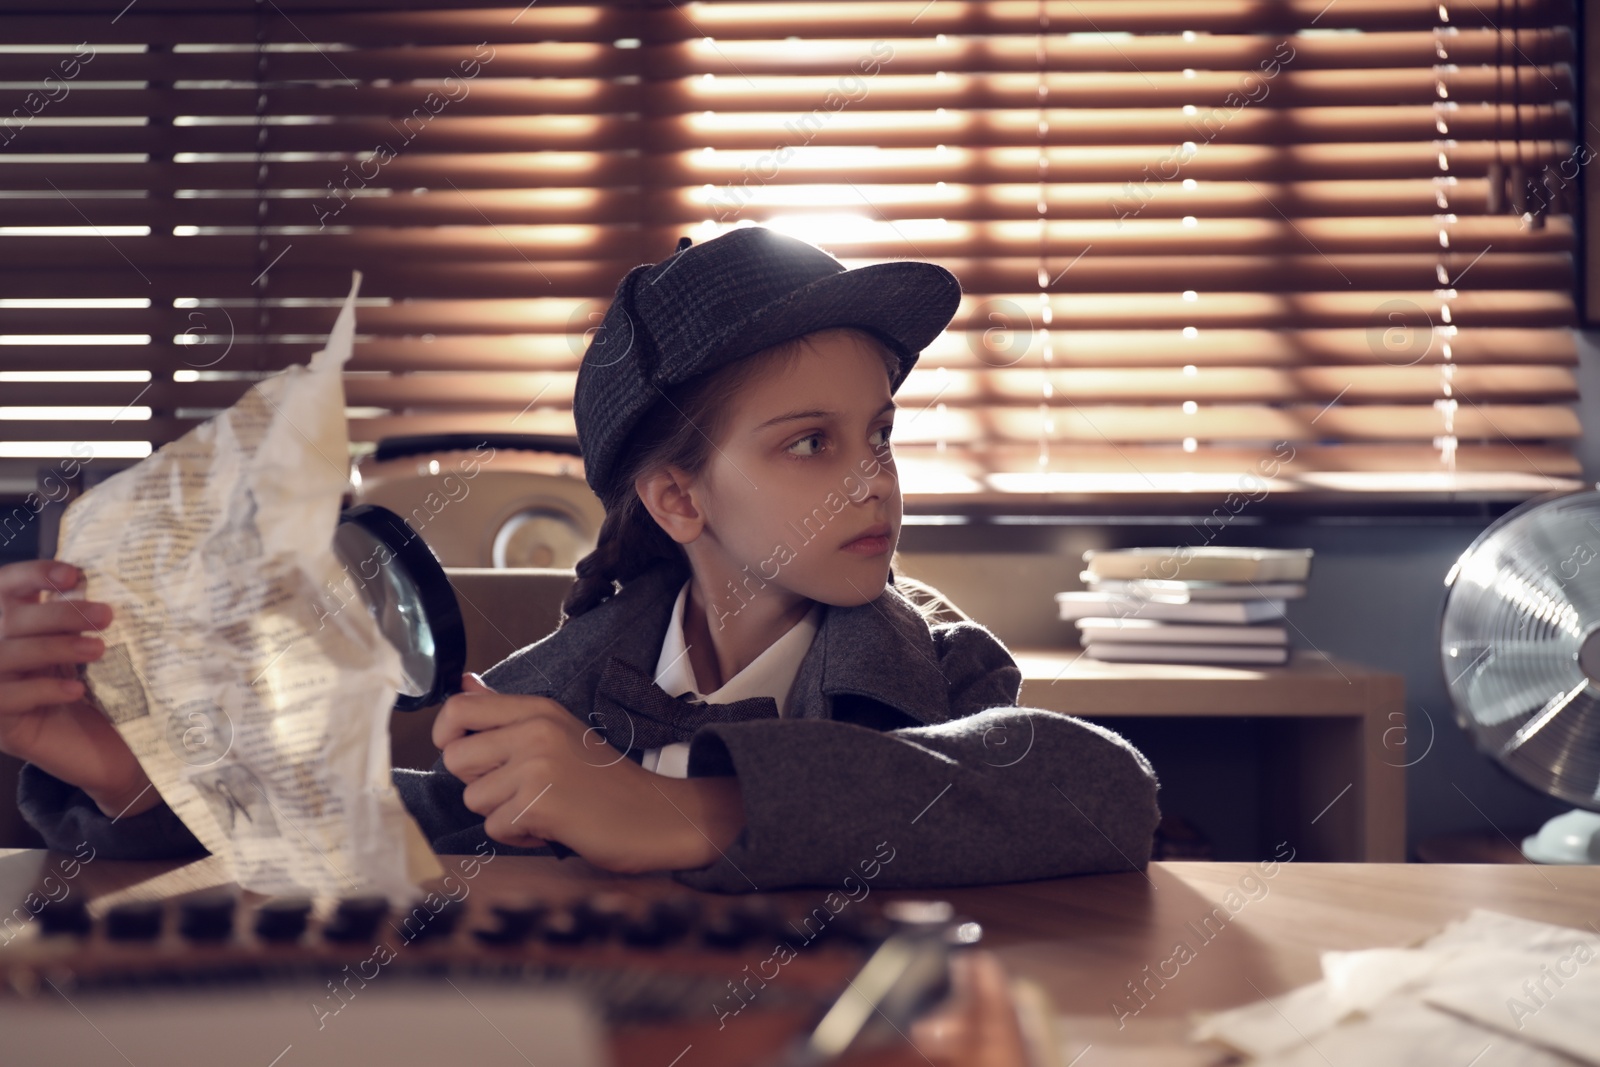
0 0 1582 512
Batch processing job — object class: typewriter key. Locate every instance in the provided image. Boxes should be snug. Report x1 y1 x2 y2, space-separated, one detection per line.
178 890 237 942
321 895 390 943
105 900 163 941
37 895 91 937
254 897 312 942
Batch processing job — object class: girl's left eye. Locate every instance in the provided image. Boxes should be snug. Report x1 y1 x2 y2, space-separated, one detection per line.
788 433 825 457
787 425 892 458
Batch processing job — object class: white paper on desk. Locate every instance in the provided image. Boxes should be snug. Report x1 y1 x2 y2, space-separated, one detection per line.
1424 932 1600 1065
1228 996 1570 1067
49 271 443 900
1189 909 1600 1066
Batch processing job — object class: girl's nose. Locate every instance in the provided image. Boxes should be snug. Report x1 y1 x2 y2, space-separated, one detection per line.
854 444 897 498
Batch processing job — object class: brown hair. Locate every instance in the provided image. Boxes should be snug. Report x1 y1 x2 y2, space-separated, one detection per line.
561 326 932 625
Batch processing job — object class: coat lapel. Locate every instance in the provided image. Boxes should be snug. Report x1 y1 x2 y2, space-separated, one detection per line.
785 579 953 727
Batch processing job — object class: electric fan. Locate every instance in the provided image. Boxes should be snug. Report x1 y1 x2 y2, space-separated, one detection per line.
1441 488 1600 864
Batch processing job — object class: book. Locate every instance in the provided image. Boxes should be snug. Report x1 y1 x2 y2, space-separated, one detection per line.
1075 618 1288 646
1081 576 1307 602
1083 642 1290 666
1056 591 1288 624
1082 546 1314 583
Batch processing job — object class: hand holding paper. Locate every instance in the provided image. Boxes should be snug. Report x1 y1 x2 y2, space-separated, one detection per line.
48 271 443 900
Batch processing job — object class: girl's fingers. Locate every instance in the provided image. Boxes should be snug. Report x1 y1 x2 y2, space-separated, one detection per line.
0 674 85 719
0 559 104 627
1 597 113 642
432 691 562 749
460 763 520 816
482 784 553 847
440 729 510 784
0 561 110 635
460 672 494 693
0 632 103 679
0 559 80 605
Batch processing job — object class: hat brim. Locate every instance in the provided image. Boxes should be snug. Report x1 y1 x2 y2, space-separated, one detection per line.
663 259 961 392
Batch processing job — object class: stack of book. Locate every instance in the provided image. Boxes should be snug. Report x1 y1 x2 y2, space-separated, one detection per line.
1057 547 1314 666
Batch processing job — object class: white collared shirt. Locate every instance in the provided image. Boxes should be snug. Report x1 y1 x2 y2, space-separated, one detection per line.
639 579 823 778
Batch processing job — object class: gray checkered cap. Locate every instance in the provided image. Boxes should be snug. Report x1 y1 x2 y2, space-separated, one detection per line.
572 225 961 498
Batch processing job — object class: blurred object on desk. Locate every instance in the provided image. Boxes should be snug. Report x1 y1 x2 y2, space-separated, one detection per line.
0 848 1047 1067
0 980 609 1067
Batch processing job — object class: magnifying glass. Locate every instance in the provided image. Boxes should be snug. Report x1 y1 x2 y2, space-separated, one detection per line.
330 505 577 859
332 504 467 712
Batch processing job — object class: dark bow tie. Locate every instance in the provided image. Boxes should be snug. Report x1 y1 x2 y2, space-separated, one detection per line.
588 654 781 755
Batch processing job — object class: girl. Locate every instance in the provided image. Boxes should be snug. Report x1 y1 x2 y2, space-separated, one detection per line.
1 226 1160 892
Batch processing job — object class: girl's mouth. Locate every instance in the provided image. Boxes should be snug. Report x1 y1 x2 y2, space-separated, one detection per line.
841 526 891 556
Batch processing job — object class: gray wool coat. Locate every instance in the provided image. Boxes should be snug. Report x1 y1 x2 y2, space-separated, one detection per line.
18 557 1161 893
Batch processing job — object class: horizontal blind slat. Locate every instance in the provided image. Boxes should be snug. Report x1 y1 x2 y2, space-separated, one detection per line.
0 364 1574 408
0 143 1576 189
1 403 1575 445
0 328 1573 375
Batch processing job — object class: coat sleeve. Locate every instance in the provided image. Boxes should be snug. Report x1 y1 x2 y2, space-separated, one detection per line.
669 621 1162 893
15 761 208 861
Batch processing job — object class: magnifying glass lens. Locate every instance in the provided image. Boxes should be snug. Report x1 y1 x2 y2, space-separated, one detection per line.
330 505 466 712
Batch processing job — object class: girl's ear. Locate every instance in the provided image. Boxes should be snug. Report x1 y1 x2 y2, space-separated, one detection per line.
634 465 705 545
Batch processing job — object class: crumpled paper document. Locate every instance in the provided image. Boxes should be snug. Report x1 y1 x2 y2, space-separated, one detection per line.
50 271 443 900
1190 909 1600 1066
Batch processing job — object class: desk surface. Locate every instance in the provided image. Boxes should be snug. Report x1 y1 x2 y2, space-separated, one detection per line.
4 850 1593 1066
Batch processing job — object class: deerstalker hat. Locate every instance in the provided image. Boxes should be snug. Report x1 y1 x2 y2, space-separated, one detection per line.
572 225 961 498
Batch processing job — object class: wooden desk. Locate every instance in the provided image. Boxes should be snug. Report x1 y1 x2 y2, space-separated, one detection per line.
1014 648 1407 863
2 852 1593 1066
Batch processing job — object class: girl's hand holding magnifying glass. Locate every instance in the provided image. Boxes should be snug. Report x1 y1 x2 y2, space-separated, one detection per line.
433 673 745 874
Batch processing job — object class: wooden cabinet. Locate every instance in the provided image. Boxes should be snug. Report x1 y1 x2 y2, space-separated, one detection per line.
1013 648 1407 862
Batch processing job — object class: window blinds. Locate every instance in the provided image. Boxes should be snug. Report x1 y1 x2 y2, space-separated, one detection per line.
0 0 1582 511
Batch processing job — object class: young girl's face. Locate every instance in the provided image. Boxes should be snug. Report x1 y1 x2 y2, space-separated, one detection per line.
691 327 902 609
